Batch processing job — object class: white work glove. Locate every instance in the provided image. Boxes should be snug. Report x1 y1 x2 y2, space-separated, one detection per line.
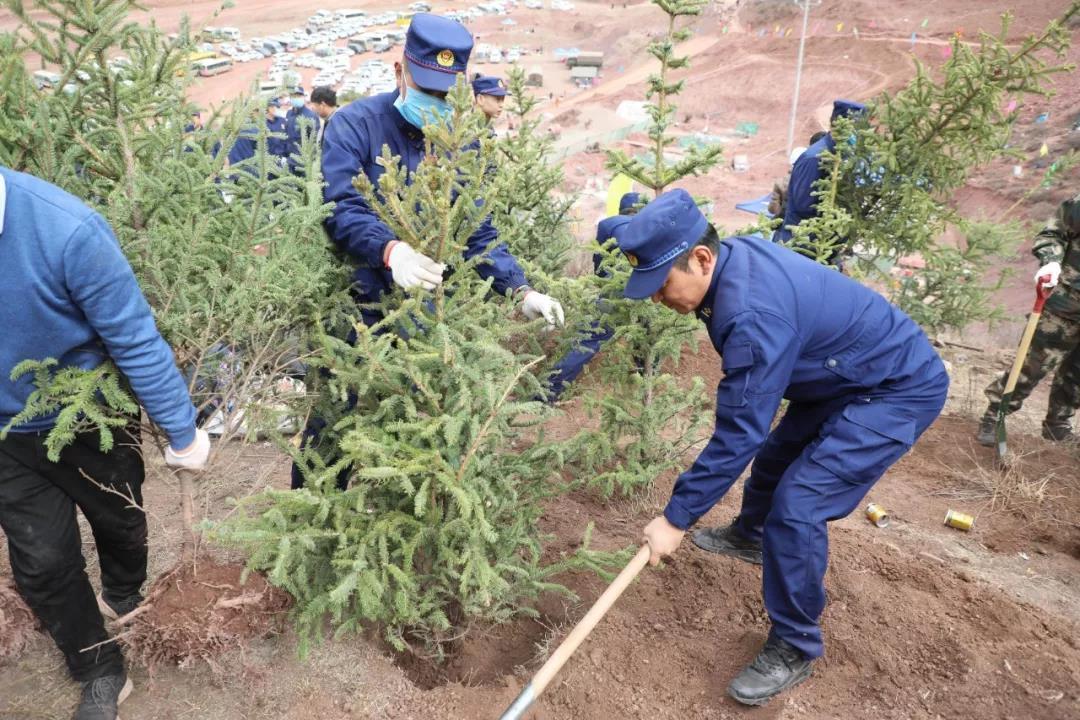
164 429 211 471
1035 261 1061 289
521 291 565 327
387 242 445 291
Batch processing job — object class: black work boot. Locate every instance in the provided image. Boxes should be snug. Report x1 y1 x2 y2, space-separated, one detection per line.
96 592 143 622
728 634 814 706
691 519 762 565
1042 420 1075 443
74 670 132 720
976 411 997 448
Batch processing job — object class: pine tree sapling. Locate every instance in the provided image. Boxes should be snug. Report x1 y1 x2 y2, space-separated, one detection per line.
214 80 594 655
1 0 345 558
786 4 1079 333
572 0 719 497
1 360 138 461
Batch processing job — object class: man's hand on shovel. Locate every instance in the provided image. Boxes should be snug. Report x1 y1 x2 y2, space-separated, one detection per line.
642 515 686 566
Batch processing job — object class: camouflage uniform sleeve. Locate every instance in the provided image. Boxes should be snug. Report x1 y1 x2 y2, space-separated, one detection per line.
1031 197 1076 265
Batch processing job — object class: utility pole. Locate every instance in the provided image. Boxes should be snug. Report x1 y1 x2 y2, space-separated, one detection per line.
785 0 818 158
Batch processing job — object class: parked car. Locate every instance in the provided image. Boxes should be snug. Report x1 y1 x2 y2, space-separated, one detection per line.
32 69 62 89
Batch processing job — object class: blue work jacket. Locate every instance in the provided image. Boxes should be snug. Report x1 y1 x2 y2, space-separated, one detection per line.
284 106 321 173
773 134 834 244
320 91 527 302
226 117 288 171
664 235 946 530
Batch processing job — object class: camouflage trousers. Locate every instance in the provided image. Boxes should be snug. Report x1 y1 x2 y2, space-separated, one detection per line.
985 308 1080 426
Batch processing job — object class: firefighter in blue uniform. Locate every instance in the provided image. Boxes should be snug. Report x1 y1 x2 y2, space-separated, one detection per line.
283 86 321 174
545 192 641 399
773 100 866 250
226 97 288 172
298 14 563 489
622 189 949 706
472 74 507 122
320 13 562 329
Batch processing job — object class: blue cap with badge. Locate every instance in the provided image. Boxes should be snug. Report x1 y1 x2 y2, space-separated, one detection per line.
830 99 867 123
472 75 507 97
613 188 708 299
404 13 473 93
618 192 642 215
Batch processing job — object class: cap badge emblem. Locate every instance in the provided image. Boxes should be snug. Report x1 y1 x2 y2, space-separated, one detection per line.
625 253 639 267
437 49 455 67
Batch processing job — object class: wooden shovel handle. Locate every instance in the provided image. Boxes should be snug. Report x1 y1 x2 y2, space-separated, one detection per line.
499 545 651 720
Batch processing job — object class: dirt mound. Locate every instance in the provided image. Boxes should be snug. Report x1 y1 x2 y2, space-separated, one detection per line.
120 557 291 673
397 409 1080 720
0 576 39 664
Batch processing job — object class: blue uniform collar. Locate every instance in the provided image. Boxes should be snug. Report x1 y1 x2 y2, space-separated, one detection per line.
695 240 731 321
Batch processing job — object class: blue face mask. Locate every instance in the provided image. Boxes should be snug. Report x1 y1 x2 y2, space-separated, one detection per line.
394 84 451 129
291 98 304 109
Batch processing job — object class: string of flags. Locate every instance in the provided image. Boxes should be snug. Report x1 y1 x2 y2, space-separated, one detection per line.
733 15 955 46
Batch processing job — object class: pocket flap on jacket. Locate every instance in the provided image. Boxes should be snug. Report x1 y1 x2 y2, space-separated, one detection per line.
721 342 754 371
841 402 916 446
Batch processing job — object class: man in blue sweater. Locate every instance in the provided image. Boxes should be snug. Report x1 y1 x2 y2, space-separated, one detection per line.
0 167 209 720
620 190 948 706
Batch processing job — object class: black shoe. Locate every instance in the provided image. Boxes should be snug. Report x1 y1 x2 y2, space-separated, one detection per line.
1042 421 1075 443
96 592 143 621
691 520 763 565
976 412 997 447
74 671 133 720
727 634 814 706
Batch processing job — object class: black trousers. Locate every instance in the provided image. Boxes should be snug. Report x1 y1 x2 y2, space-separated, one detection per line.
0 423 146 681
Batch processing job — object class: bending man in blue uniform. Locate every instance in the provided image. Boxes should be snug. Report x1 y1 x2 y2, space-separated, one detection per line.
545 191 641 399
624 189 948 706
299 13 563 489
0 167 210 720
773 99 866 260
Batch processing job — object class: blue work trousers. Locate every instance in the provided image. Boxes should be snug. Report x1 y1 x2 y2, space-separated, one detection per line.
734 368 949 659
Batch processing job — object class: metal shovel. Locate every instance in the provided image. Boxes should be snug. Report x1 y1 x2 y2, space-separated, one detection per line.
996 274 1053 464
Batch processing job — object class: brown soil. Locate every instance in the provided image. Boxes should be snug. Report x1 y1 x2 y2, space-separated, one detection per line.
0 576 39 664
120 556 292 673
384 402 1080 720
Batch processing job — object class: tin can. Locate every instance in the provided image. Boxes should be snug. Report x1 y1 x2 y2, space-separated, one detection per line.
865 503 890 528
944 509 975 531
